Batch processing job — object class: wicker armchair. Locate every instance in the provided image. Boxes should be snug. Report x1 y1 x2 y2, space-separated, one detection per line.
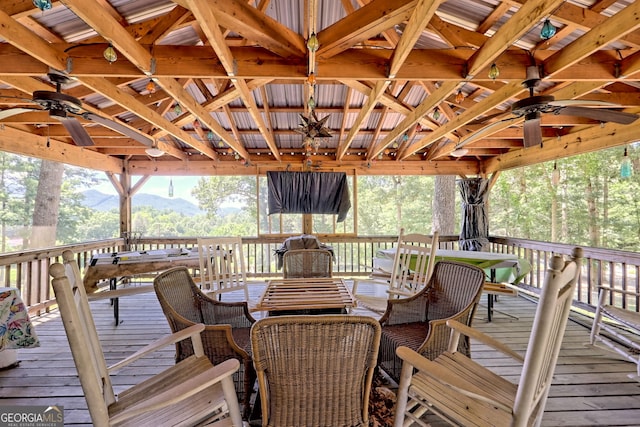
282 249 333 278
153 266 256 420
250 315 381 427
378 260 485 383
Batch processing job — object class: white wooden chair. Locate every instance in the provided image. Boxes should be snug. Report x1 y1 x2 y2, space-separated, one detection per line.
51 250 245 427
393 247 582 427
196 237 251 302
352 229 439 313
589 286 640 381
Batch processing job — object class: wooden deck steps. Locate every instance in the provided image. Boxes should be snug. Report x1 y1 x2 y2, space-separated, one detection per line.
1 283 639 426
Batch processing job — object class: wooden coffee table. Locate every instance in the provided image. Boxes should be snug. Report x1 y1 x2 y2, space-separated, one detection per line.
255 277 356 315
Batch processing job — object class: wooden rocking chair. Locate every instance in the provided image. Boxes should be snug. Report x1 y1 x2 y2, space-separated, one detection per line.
393 247 582 427
51 251 245 427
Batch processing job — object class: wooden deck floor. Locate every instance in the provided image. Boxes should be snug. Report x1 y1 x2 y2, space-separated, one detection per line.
1 282 639 426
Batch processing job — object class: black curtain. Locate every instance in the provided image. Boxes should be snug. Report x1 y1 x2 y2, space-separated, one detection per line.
267 171 351 222
458 177 489 251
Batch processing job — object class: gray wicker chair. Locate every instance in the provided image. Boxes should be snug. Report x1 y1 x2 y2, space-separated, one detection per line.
378 260 485 383
250 315 381 427
153 266 256 420
282 248 333 278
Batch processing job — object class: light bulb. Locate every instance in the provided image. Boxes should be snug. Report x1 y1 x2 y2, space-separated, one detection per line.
103 44 117 63
145 79 156 94
621 148 632 179
33 0 51 11
488 63 500 80
307 32 319 52
433 108 441 121
307 96 316 110
541 19 557 40
173 103 182 115
307 72 316 86
455 90 465 104
168 179 174 197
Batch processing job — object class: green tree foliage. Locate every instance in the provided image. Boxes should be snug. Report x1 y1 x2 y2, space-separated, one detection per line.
489 144 640 250
357 176 438 235
2 145 639 252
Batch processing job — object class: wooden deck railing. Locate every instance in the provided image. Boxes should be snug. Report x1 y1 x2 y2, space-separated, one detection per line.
1 235 638 318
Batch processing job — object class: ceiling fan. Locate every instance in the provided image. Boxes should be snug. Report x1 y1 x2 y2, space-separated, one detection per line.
459 65 639 148
0 71 152 147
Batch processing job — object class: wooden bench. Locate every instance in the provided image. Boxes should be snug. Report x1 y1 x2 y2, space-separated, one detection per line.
589 286 640 381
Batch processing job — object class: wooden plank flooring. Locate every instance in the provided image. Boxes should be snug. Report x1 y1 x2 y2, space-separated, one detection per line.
1 282 639 426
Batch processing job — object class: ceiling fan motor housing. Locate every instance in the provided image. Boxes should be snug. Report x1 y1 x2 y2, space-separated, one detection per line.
32 90 82 114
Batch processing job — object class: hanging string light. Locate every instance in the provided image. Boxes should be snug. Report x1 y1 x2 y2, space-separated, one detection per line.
307 72 316 87
455 90 465 104
541 19 557 40
207 130 214 141
307 32 319 52
103 44 117 64
173 103 182 115
488 63 500 80
433 108 441 121
307 96 316 110
32 0 52 11
621 147 632 179
551 161 560 186
145 78 156 94
168 179 174 198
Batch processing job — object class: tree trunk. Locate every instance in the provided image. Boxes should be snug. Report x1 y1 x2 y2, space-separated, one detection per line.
433 175 456 235
586 178 599 247
30 160 63 248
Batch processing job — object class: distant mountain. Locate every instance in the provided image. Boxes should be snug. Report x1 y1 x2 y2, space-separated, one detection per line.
81 189 203 216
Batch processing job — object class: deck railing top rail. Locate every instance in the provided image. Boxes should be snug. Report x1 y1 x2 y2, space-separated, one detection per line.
1 235 638 318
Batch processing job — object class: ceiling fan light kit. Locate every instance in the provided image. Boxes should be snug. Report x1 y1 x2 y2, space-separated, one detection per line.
145 147 164 157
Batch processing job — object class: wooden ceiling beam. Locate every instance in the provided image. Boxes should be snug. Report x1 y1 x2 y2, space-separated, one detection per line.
60 0 154 75
79 76 209 160
484 113 640 173
316 0 417 60
189 0 280 161
155 76 247 159
465 0 565 79
543 1 640 77
174 0 305 59
387 0 443 79
137 6 192 45
0 125 122 173
337 80 390 160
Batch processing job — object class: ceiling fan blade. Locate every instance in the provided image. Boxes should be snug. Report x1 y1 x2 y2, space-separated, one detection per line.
557 106 638 124
0 107 39 120
549 99 620 107
84 112 153 146
457 116 519 148
523 118 542 147
467 110 509 125
58 116 94 146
